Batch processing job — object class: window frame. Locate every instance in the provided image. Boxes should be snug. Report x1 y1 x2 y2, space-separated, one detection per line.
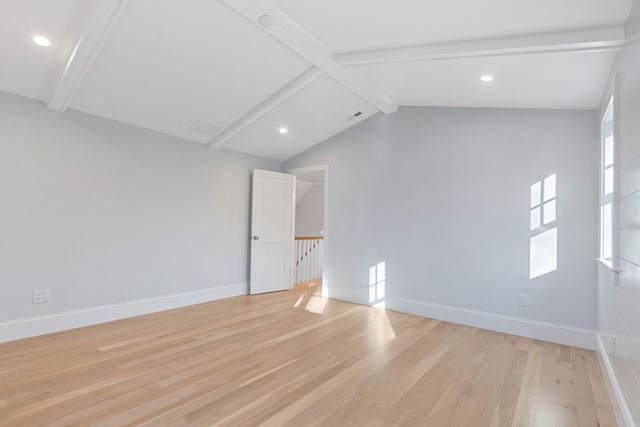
599 95 617 267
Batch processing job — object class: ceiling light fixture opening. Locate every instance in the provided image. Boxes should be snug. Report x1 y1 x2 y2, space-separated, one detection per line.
480 75 494 82
33 35 50 47
279 127 288 134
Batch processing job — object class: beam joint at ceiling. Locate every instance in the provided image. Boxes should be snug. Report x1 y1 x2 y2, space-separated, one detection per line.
336 27 626 66
47 0 130 112
208 67 325 150
219 0 397 114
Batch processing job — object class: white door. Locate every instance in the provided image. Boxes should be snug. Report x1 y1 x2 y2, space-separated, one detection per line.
250 169 295 294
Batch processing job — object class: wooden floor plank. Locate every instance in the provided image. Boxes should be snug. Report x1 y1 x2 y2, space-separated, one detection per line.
582 348 618 427
488 349 528 427
556 344 580 427
571 347 600 427
533 341 559 427
396 328 497 426
322 321 466 427
0 281 617 426
444 332 520 427
510 343 544 426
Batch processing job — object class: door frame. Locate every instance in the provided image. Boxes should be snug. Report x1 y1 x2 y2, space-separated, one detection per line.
287 164 330 297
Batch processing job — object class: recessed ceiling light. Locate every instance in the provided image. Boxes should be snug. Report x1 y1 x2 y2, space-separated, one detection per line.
480 75 494 82
33 35 50 47
279 127 288 134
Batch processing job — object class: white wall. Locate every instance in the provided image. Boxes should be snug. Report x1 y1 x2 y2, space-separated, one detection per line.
597 1 640 424
286 106 599 344
0 91 281 335
295 183 324 236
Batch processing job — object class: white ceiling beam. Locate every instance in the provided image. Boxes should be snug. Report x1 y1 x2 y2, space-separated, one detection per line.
47 0 130 112
336 27 626 66
219 0 397 114
209 67 325 150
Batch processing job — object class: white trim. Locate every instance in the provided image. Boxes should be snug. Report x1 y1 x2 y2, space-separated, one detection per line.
596 334 638 427
47 0 130 111
336 27 625 66
218 0 397 113
0 283 247 343
208 68 325 150
386 295 595 349
326 286 596 349
624 32 640 47
597 257 614 268
327 285 368 306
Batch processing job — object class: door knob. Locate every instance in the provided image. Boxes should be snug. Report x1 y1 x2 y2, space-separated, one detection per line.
252 235 260 240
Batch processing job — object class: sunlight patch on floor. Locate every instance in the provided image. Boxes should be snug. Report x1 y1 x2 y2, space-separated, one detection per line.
293 280 326 313
370 306 396 345
305 295 328 314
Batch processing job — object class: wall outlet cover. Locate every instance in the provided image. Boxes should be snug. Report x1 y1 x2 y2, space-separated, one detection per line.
518 293 528 307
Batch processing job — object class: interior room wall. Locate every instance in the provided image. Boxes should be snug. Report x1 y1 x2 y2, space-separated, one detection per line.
285 106 599 339
0 91 281 327
596 0 640 424
295 183 324 236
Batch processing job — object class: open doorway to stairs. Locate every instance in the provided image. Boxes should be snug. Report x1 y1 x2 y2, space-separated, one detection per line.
288 165 329 298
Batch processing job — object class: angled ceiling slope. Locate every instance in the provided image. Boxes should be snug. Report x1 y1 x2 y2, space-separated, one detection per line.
0 0 634 160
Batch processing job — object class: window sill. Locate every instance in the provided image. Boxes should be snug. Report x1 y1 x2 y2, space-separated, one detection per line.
596 258 612 269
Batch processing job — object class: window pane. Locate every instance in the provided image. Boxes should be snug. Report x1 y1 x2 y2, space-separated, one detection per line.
531 182 541 208
376 281 385 301
600 97 614 263
376 262 385 281
604 135 614 167
530 207 541 230
604 166 614 195
602 203 612 260
530 228 558 279
543 200 556 224
543 174 556 202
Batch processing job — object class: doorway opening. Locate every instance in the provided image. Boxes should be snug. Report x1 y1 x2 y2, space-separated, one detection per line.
288 165 329 297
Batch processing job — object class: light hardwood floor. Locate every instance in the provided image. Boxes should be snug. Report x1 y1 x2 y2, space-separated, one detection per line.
0 281 616 426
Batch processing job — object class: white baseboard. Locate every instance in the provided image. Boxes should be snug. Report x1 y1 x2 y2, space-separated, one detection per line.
596 334 638 427
0 283 248 343
327 286 596 350
327 285 368 305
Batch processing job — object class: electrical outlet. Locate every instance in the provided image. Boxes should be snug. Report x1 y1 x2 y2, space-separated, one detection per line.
518 293 528 307
33 289 50 303
224 268 230 278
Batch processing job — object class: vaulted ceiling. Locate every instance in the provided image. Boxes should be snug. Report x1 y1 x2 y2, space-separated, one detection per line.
0 0 633 160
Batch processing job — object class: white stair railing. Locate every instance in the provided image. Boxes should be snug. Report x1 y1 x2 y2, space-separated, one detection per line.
294 236 323 283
